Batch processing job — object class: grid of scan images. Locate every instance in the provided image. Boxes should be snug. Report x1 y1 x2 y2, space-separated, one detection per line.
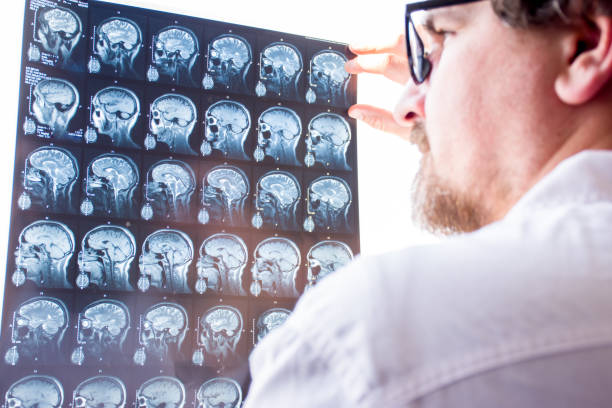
1 0 359 406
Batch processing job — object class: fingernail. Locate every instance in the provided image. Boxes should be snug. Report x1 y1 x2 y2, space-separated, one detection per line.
348 109 362 120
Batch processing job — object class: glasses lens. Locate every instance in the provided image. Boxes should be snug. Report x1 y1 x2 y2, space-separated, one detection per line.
407 14 432 84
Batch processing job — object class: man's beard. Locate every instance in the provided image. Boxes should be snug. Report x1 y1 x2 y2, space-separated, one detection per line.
410 122 487 235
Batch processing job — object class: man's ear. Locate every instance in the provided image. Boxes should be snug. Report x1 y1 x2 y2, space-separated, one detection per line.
555 16 612 105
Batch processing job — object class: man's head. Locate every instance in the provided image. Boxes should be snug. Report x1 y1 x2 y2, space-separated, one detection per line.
394 0 612 234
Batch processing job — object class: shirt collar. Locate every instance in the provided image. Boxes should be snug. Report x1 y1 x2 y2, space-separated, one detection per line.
507 149 612 217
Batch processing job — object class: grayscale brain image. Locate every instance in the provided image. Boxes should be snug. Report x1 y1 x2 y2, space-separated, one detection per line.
256 308 291 343
202 100 251 160
5 375 64 408
81 154 140 217
149 25 200 86
256 42 302 99
133 302 188 366
147 93 198 155
72 376 127 408
197 377 243 408
203 34 252 93
71 300 131 365
3 0 358 401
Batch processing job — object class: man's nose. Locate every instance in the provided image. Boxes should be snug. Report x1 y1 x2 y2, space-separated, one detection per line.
393 81 427 127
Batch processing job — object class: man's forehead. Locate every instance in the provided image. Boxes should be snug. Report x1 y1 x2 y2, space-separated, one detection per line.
411 2 479 23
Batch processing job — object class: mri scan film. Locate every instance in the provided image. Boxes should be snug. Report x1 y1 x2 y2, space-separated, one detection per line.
5 0 359 401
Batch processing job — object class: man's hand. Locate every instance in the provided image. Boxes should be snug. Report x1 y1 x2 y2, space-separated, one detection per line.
345 34 414 141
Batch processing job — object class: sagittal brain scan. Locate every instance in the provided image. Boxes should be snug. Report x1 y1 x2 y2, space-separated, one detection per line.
306 51 350 106
192 305 242 368
141 160 196 221
27 77 79 139
253 107 302 165
306 240 353 288
256 42 302 99
17 146 79 214
199 165 249 226
148 26 199 86
305 113 352 171
6 0 359 401
71 300 130 365
33 6 82 67
252 170 301 231
196 233 248 296
146 93 197 155
133 302 188 366
250 237 301 298
80 153 139 217
4 296 68 366
90 17 142 76
89 86 140 148
201 100 251 160
136 376 185 408
304 176 352 233
203 34 252 93
137 229 193 294
196 377 242 408
256 308 291 343
76 225 136 291
72 376 126 408
13 220 75 289
4 375 64 408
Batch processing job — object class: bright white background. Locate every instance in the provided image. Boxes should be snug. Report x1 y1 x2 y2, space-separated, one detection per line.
0 0 438 311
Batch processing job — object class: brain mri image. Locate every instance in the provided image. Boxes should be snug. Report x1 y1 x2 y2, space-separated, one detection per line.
199 165 249 226
4 375 64 408
306 240 353 288
255 308 291 344
306 51 350 106
70 300 130 366
27 77 79 139
251 171 301 231
201 100 250 160
12 220 75 289
76 225 136 291
4 296 68 366
136 376 185 408
253 107 302 166
250 237 301 298
195 233 248 296
89 86 140 148
72 376 126 408
202 34 252 93
137 229 194 294
304 176 352 233
146 93 197 155
148 26 199 86
192 305 242 368
133 303 188 366
255 42 302 99
17 146 79 214
80 153 139 218
141 160 196 221
90 17 142 76
33 6 82 67
196 377 242 408
305 113 352 171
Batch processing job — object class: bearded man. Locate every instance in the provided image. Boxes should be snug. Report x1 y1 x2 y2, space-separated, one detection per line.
245 1 612 406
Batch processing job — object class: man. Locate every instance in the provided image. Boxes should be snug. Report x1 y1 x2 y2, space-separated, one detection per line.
245 0 612 406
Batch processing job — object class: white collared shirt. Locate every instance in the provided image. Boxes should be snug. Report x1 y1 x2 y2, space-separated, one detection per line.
244 150 612 407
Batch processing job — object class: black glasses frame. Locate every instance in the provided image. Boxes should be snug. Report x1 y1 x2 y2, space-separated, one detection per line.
405 0 482 84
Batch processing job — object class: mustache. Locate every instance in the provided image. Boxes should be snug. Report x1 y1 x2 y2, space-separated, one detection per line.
408 121 430 153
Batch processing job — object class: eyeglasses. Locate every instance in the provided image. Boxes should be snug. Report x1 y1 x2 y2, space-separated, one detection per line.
405 0 482 84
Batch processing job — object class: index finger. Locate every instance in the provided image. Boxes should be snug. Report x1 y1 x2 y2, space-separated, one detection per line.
349 34 406 57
